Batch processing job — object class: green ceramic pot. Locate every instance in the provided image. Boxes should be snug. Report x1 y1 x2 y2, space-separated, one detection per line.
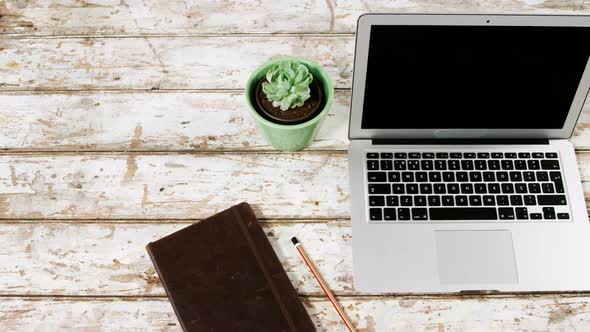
245 57 334 152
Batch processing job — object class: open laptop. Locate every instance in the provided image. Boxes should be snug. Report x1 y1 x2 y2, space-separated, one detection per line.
348 14 590 292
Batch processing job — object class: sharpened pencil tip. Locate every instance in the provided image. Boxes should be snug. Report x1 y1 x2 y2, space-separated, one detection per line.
291 237 299 245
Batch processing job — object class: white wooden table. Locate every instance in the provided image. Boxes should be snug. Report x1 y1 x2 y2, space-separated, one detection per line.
2 1 590 330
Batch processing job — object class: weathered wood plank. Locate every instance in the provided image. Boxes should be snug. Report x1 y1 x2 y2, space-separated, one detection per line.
1 91 590 151
1 0 588 36
0 91 350 151
0 153 350 219
2 295 590 331
0 222 354 296
2 152 590 220
0 36 353 90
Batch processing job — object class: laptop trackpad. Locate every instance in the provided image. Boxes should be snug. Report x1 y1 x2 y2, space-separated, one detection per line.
435 230 518 284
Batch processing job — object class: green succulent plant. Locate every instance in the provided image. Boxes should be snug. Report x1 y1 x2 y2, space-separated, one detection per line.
262 61 313 111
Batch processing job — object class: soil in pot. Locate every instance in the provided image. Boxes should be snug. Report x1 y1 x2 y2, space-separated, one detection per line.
254 77 325 125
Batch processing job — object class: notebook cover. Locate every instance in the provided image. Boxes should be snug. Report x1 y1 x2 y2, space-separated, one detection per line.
146 202 316 332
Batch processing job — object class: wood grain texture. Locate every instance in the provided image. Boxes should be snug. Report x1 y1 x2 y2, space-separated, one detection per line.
1 91 590 152
2 295 590 331
0 91 350 151
0 222 353 296
2 152 590 220
0 36 354 90
0 0 588 36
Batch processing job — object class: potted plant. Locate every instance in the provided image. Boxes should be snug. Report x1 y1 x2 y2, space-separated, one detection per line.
245 57 334 151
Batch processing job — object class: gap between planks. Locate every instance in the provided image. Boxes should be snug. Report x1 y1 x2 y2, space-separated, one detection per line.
0 33 356 40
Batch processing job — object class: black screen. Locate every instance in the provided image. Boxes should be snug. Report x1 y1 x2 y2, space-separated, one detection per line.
361 25 590 129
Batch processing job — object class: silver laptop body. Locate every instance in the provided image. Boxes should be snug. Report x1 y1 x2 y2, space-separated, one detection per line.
349 14 590 292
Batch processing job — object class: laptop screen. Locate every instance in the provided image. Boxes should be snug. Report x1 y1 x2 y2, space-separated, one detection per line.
361 25 590 129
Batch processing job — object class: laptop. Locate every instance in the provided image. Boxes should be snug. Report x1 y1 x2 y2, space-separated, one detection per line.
348 14 590 292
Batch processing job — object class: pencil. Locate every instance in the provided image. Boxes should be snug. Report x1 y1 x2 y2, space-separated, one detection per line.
291 237 357 332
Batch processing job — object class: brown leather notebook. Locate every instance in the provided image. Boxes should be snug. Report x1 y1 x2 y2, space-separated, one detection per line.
146 202 316 332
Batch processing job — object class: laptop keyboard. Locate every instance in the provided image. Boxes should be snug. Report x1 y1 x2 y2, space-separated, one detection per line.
365 151 571 222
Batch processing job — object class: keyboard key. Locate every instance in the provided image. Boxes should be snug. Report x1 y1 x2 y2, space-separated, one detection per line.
553 179 565 194
384 208 396 220
496 172 509 182
518 153 531 158
442 196 454 206
461 160 474 170
428 195 441 206
398 208 410 220
546 152 558 158
475 160 487 170
515 183 527 193
505 153 517 158
456 195 468 206
488 183 501 194
369 208 382 220
461 184 474 194
421 160 433 170
408 160 420 170
412 208 428 220
499 207 515 220
368 172 386 182
420 184 433 194
541 160 560 170
367 160 379 170
367 153 379 159
510 172 522 182
537 195 567 205
400 196 412 206
393 153 406 159
369 184 391 194
542 183 554 193
414 196 427 206
416 172 428 182
381 160 393 170
514 160 527 170
487 160 500 170
516 207 529 220
450 153 462 158
447 183 460 194
429 207 498 220
483 172 495 182
394 160 406 170
528 183 541 193
388 172 400 182
456 172 468 182
443 172 455 182
448 160 460 170
491 152 503 158
386 196 399 206
509 195 523 206
402 172 414 182
381 153 393 159
483 195 496 206
433 184 446 194
429 172 442 182
436 153 449 159
406 184 418 194
536 171 548 181
435 160 447 170
469 195 482 206
474 183 487 194
469 172 482 182
527 160 540 170
501 160 514 170
557 213 570 219
369 196 385 206
409 153 421 159
549 172 562 181
463 152 476 159
523 172 535 182
524 195 536 205
477 153 490 159
501 183 514 194
422 152 434 159
530 213 542 220
543 207 556 219
497 195 509 206
532 152 544 158
392 184 405 194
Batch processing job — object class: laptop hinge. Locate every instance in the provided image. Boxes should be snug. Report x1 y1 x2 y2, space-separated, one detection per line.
372 139 550 145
